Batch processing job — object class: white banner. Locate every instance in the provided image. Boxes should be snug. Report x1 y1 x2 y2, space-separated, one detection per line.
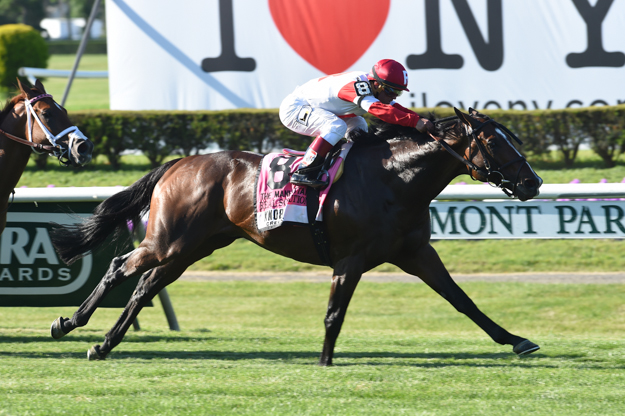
430 200 625 239
106 0 625 111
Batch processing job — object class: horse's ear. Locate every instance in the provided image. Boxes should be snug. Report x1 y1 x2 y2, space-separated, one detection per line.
34 79 47 94
453 107 466 120
454 107 480 129
17 77 32 96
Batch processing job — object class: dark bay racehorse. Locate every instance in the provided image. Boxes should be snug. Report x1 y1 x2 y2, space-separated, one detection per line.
0 79 93 234
50 107 543 364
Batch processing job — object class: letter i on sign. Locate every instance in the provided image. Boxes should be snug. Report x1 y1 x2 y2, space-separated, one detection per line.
201 0 256 72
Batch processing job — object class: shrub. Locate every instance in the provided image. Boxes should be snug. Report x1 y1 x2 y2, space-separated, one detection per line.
0 24 49 90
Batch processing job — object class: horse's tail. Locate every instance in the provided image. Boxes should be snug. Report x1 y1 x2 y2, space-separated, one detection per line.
51 158 183 265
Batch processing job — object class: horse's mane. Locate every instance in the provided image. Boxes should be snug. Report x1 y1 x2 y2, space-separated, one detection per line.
349 113 460 147
0 89 27 124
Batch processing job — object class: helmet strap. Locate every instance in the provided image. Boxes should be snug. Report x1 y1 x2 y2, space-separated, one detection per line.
370 80 384 97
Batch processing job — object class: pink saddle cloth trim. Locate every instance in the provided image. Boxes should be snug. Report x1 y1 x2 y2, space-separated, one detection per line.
255 142 353 231
282 148 306 156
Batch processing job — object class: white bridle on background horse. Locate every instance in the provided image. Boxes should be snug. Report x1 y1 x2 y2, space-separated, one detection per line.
0 93 89 166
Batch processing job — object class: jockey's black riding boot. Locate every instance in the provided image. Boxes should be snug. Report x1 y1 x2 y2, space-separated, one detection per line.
290 136 334 189
290 156 328 189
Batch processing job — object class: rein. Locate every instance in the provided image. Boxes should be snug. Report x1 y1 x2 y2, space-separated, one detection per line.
430 116 529 197
0 127 57 153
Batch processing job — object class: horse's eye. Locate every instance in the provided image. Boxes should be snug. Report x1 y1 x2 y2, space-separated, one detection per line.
487 139 496 149
41 110 51 120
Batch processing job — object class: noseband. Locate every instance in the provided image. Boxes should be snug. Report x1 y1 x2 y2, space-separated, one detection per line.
430 116 529 197
0 93 88 166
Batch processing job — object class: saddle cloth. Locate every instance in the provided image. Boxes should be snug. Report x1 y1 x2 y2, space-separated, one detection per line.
254 142 353 232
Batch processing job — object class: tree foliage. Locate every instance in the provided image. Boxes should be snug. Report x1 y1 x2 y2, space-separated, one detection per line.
0 0 45 30
0 0 104 32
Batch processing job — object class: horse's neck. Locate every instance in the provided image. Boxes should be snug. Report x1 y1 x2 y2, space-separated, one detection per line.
0 109 32 203
383 137 468 204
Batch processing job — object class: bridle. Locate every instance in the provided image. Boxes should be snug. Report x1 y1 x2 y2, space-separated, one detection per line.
0 93 88 166
430 115 528 197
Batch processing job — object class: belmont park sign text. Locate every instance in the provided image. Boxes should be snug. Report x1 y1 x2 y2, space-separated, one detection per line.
430 200 625 239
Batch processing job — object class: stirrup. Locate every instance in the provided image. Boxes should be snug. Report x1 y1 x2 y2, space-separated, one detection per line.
290 171 329 189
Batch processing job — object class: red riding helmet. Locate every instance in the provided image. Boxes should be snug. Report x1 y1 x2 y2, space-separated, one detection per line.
368 59 410 93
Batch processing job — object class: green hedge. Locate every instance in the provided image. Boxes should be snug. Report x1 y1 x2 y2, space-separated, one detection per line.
46 39 107 55
411 106 625 168
67 110 307 169
44 105 625 169
0 24 48 89
468 106 625 168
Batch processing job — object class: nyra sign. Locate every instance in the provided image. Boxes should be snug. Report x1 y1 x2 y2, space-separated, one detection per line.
0 203 138 307
0 213 92 295
430 200 625 239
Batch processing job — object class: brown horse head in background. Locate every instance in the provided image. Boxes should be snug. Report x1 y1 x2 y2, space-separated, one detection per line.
0 78 93 234
50 107 542 363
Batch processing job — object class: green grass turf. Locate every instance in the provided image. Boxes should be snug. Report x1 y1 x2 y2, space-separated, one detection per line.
182 238 625 274
1 281 624 415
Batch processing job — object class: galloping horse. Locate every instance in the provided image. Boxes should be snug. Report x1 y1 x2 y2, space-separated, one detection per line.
0 79 93 234
50 107 543 364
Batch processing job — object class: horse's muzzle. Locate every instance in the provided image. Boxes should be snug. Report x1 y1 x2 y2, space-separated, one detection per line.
515 175 543 201
69 137 94 166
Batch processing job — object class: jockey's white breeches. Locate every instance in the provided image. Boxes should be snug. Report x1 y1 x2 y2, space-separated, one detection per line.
279 94 368 146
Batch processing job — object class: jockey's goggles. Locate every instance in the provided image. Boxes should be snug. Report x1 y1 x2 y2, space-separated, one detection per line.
382 84 404 97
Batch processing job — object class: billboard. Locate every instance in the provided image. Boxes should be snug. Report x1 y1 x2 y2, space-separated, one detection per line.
106 0 625 111
0 202 141 307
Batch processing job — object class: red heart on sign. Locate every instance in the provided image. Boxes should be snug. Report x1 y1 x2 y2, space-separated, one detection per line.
269 0 390 74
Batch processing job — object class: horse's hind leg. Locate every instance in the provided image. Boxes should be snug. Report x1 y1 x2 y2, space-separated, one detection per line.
393 243 539 356
51 247 158 339
87 259 189 360
87 235 237 360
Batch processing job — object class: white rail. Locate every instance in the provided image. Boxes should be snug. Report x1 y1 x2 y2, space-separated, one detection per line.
436 183 625 200
18 67 108 85
11 183 625 203
13 186 124 202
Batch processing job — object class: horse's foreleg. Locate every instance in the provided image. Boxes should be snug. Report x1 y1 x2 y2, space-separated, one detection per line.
320 263 363 366
393 243 539 356
89 260 188 360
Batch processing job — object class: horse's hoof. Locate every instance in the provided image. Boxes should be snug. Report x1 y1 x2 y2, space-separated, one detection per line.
87 344 105 361
50 317 67 339
513 339 540 356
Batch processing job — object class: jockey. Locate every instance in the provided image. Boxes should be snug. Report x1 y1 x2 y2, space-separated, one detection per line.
279 58 434 188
